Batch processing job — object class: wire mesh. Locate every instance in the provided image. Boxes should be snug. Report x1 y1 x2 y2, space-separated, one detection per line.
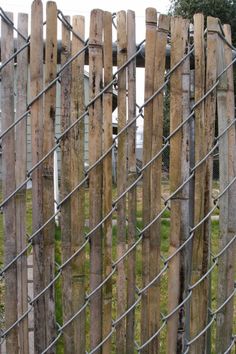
0 5 235 354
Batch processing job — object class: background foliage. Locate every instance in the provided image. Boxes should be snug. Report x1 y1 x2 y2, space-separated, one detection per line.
169 0 236 44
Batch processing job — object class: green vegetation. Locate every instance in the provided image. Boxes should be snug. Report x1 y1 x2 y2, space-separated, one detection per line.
169 0 236 44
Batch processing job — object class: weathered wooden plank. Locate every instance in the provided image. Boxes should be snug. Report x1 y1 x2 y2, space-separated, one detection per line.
43 2 57 352
30 1 45 351
149 14 170 354
102 11 113 354
179 37 191 352
190 16 218 354
216 24 236 354
60 15 73 354
187 68 195 350
70 15 86 354
15 12 29 354
203 17 219 354
1 11 18 354
168 16 190 354
190 14 206 352
89 9 103 352
141 9 157 352
116 10 127 354
126 10 137 354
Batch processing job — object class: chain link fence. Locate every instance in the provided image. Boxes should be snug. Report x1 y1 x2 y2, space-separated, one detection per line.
0 3 235 354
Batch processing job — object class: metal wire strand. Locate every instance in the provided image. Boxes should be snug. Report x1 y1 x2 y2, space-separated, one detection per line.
222 335 236 354
0 7 28 41
1 38 235 333
0 41 30 72
0 40 145 210
40 169 236 353
57 9 85 44
1 14 236 354
184 315 216 353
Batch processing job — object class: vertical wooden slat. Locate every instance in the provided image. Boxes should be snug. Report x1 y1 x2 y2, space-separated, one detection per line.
43 3 57 351
89 9 103 352
179 38 191 352
216 24 236 353
141 9 157 351
1 11 18 354
168 16 189 354
216 26 228 353
190 16 217 353
15 12 29 354
30 1 45 352
70 15 86 354
187 69 195 349
149 14 170 354
126 10 136 354
103 11 113 354
60 15 73 354
202 16 218 354
190 14 206 353
116 11 127 354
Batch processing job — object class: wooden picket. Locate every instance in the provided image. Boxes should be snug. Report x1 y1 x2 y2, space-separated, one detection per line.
126 10 136 354
102 11 113 354
1 11 18 354
168 16 190 353
43 3 57 351
70 15 86 354
88 9 103 352
15 12 29 354
150 14 169 354
190 13 208 353
30 1 45 352
60 14 73 354
216 23 236 354
116 10 128 354
141 9 157 352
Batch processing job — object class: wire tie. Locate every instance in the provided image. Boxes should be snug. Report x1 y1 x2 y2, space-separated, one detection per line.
56 322 62 331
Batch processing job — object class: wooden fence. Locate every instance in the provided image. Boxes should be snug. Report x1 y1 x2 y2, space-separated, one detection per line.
0 1 235 353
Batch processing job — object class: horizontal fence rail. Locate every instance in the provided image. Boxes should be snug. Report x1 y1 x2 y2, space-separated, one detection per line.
0 2 235 354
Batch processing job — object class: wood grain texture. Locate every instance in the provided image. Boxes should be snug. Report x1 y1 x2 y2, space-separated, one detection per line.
168 16 190 354
126 10 137 354
190 14 207 354
43 3 57 352
116 11 127 354
102 11 113 354
88 9 103 352
15 12 29 354
149 14 170 354
203 21 218 341
1 11 18 354
70 15 86 354
60 15 73 354
216 24 236 354
30 1 45 351
141 9 157 352
190 16 217 354
179 38 191 353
